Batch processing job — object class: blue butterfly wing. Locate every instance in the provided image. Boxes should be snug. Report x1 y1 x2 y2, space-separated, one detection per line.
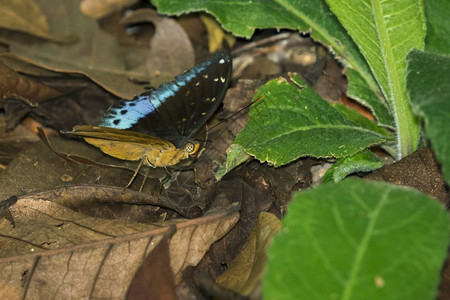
99 51 232 145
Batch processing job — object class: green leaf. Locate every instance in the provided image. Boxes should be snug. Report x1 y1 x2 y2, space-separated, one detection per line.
406 49 450 185
322 150 384 183
234 75 391 167
215 144 251 180
151 0 383 119
326 0 425 158
345 69 393 128
333 103 392 138
264 178 450 299
424 0 450 55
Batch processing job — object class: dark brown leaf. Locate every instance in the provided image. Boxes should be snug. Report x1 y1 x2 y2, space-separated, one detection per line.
0 0 146 99
0 198 239 299
0 0 75 42
121 8 195 87
127 226 177 300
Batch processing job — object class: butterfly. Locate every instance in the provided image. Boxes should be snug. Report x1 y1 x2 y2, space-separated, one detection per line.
67 51 232 171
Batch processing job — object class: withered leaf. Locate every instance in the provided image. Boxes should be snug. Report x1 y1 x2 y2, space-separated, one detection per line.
215 212 281 296
80 0 139 19
121 9 195 87
0 199 239 299
0 0 146 99
0 0 74 43
0 61 61 103
126 227 177 300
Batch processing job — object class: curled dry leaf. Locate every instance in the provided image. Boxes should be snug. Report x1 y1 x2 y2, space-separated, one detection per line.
80 0 139 19
0 0 74 43
121 8 195 87
215 212 281 296
0 0 145 99
200 14 236 53
0 198 239 299
0 61 61 103
126 227 178 300
0 62 62 130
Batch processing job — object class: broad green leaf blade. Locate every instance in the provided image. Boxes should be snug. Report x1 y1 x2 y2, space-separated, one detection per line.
406 49 450 185
235 75 391 167
215 144 250 180
151 0 383 118
333 103 392 137
424 0 450 55
326 0 425 159
264 178 450 299
346 69 393 128
322 149 384 183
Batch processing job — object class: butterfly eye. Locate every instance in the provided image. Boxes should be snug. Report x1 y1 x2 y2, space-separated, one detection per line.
185 141 199 154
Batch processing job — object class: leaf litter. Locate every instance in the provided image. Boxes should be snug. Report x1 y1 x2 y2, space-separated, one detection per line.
0 1 360 298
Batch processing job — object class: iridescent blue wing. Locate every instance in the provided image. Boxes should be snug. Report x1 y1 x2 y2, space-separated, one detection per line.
99 50 232 144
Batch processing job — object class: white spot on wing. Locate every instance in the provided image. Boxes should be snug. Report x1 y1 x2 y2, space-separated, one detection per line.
219 58 225 64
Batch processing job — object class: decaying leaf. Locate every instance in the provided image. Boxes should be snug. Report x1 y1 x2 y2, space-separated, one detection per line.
121 8 195 87
0 0 145 99
200 14 236 53
216 212 281 296
0 0 74 43
0 62 61 103
80 0 139 19
0 198 239 299
126 227 178 300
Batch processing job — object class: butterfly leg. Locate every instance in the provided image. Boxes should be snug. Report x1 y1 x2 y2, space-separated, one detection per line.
138 166 150 192
124 156 149 191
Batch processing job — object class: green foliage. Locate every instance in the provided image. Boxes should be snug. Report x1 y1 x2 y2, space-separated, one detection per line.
264 179 450 299
233 75 392 167
151 0 382 114
406 50 450 184
424 0 450 55
326 0 425 158
151 1 450 298
322 150 384 183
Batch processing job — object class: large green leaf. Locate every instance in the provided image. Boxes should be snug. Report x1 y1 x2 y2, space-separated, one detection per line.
234 74 391 167
264 178 450 299
151 0 386 126
326 0 425 158
406 49 450 185
424 0 450 55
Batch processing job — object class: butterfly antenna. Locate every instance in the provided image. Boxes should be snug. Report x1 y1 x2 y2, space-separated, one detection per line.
204 94 265 135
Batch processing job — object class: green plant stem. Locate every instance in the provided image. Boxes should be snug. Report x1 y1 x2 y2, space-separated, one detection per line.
371 0 420 159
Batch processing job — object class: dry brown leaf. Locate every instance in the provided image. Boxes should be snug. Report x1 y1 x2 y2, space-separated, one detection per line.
0 0 146 99
0 61 61 103
200 14 236 53
80 0 139 19
0 116 40 173
0 198 239 299
126 227 178 300
121 9 195 87
0 0 73 43
216 212 281 296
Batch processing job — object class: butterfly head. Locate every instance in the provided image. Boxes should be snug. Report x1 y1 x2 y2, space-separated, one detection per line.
184 140 200 156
